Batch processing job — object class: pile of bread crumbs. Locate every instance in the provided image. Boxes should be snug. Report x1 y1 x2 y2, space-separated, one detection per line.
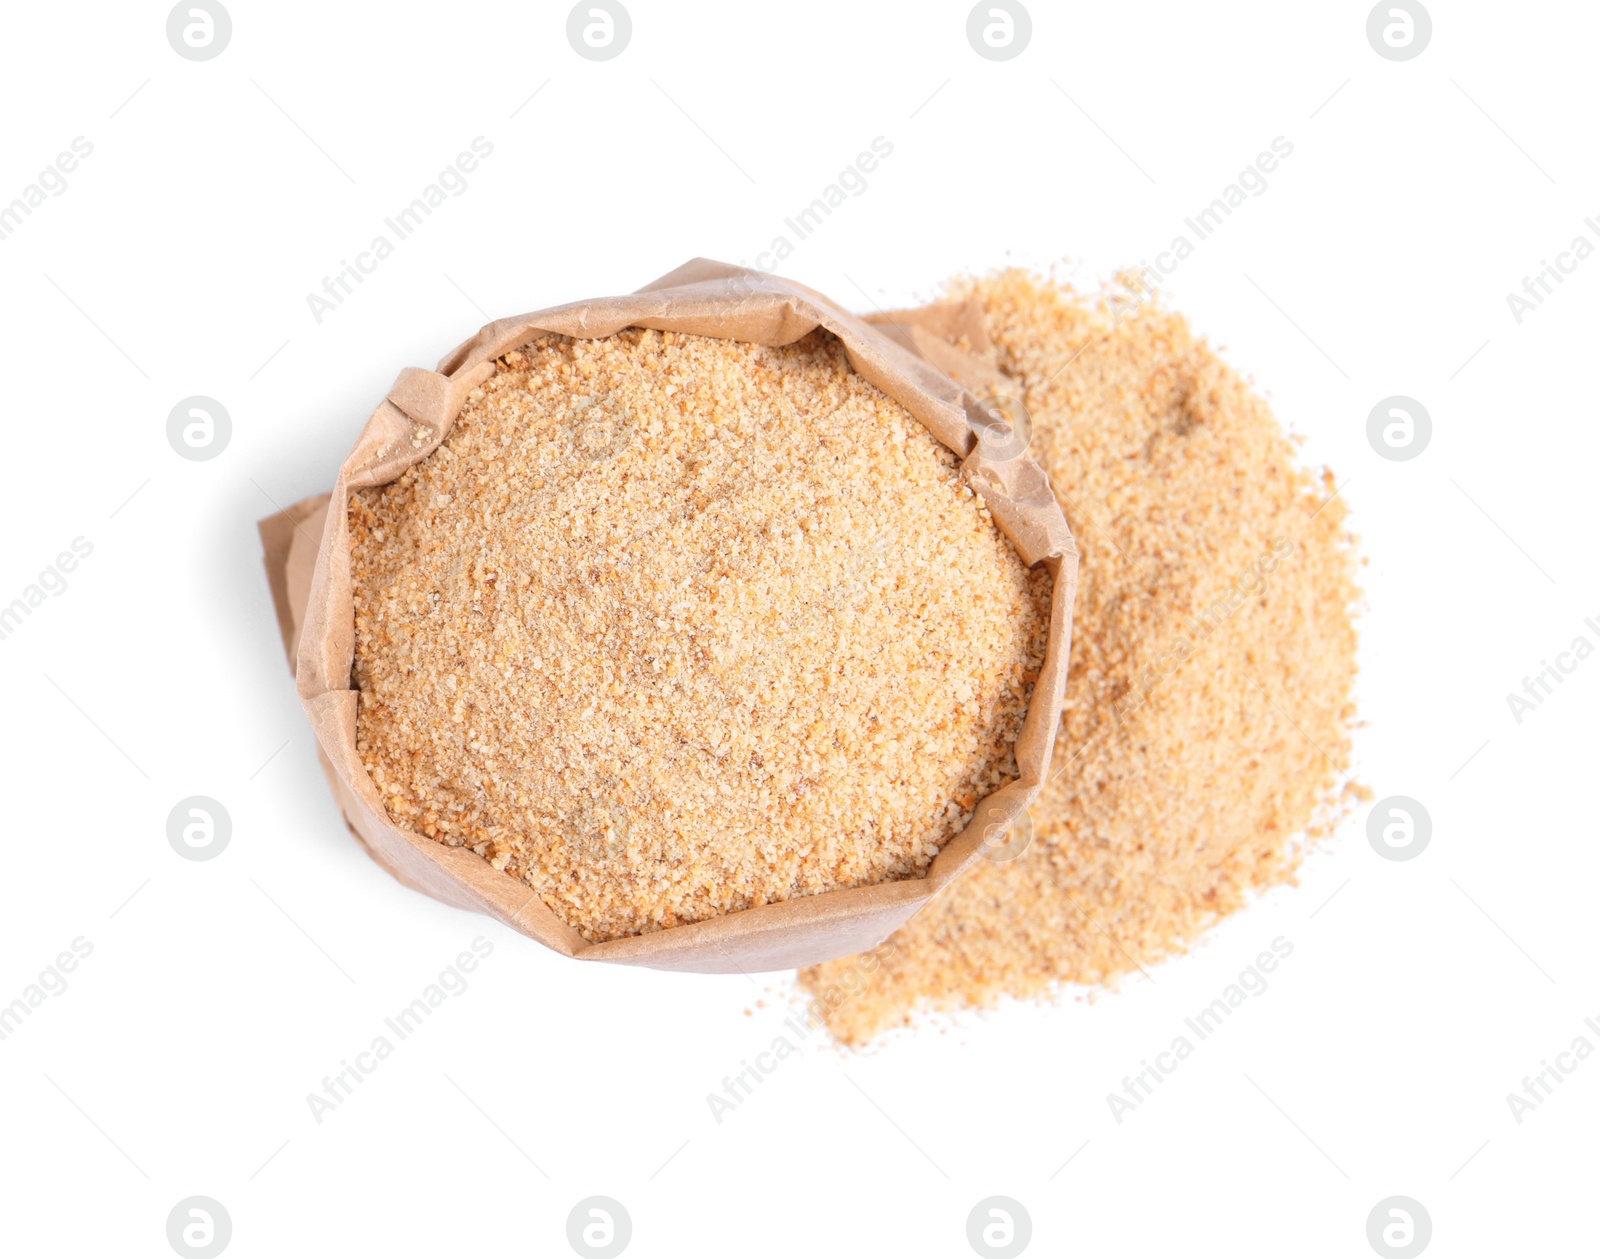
799 273 1363 1043
349 327 1051 942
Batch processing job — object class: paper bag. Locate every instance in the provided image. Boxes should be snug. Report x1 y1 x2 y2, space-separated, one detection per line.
262 260 1078 973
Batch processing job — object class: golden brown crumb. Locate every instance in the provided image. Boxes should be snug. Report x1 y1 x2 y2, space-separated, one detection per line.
801 273 1362 1043
350 327 1050 942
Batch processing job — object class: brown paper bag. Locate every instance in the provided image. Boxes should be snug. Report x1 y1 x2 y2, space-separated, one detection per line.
262 260 1077 973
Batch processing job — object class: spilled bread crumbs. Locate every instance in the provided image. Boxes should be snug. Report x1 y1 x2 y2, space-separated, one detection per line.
349 328 1050 942
799 273 1363 1044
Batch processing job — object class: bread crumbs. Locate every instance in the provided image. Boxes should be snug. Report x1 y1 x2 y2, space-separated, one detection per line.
800 273 1363 1043
350 327 1051 943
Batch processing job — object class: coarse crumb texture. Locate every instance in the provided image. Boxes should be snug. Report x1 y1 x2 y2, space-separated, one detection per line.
349 327 1050 942
800 273 1363 1044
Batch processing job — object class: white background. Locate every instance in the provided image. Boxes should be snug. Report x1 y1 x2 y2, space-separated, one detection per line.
1 2 1595 1256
